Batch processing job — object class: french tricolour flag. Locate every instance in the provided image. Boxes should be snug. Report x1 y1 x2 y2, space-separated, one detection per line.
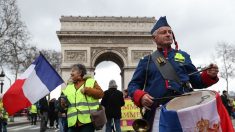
152 92 234 132
3 54 64 115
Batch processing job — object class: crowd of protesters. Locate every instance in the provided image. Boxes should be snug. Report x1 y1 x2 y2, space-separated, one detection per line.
34 89 235 132
2 81 235 132
25 96 67 132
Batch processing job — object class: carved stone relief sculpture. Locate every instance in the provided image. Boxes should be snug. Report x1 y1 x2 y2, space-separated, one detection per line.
91 47 127 60
64 50 87 63
131 50 152 62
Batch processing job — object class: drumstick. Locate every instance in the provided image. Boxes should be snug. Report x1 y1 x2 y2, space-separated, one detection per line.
153 93 191 101
188 66 211 76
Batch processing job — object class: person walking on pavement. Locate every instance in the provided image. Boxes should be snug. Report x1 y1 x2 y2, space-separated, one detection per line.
39 96 49 132
48 98 57 128
221 90 232 116
101 80 125 132
57 97 68 132
54 99 59 129
1 109 8 132
59 64 104 132
0 97 8 132
29 104 38 125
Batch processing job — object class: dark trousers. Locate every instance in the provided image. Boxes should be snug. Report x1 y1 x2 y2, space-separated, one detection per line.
1 121 7 132
31 113 37 125
106 118 121 132
40 112 48 132
68 123 94 132
0 120 6 132
0 121 2 132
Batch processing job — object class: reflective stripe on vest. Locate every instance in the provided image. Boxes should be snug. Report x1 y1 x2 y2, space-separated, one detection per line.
30 105 37 113
174 52 185 63
62 78 99 127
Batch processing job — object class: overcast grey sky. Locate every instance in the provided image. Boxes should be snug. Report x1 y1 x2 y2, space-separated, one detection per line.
12 0 235 97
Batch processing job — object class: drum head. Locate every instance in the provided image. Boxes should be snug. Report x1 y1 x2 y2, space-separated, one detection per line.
166 90 216 111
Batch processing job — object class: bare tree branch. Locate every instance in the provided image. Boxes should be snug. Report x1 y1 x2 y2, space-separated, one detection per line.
215 42 235 91
0 0 31 80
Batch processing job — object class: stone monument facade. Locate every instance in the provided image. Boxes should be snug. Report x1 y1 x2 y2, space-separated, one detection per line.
57 16 156 90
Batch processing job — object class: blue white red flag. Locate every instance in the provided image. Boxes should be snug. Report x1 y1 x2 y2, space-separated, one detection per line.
152 92 234 132
3 54 64 115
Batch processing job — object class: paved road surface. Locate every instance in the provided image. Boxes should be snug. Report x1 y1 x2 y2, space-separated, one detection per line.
8 124 59 132
7 116 104 132
8 124 104 132
7 116 235 131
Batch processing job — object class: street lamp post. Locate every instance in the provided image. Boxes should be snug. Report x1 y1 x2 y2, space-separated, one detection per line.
0 70 5 94
0 70 14 122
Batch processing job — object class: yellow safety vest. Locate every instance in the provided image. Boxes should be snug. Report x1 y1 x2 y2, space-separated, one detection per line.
0 101 8 120
174 52 185 63
2 109 8 120
30 105 37 114
62 78 99 127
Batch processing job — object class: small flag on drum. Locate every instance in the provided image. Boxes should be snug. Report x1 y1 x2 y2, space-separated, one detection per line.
152 90 234 132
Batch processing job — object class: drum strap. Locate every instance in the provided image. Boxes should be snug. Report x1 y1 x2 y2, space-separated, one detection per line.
151 50 182 85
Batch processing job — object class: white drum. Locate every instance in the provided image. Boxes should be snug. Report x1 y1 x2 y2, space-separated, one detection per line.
156 90 222 132
166 90 216 110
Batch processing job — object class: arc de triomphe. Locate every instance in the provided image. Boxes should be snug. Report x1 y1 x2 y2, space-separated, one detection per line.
57 16 156 90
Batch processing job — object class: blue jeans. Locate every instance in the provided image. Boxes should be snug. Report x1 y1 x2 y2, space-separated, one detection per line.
105 118 121 132
59 117 68 132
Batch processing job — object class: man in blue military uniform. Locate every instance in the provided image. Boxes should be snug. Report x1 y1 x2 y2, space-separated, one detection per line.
128 16 219 131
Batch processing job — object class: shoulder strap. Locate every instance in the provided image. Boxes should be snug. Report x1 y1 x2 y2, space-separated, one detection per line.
151 50 182 85
143 55 151 91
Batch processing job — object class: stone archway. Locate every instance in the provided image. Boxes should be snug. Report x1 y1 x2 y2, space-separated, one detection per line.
57 16 156 90
92 49 126 89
